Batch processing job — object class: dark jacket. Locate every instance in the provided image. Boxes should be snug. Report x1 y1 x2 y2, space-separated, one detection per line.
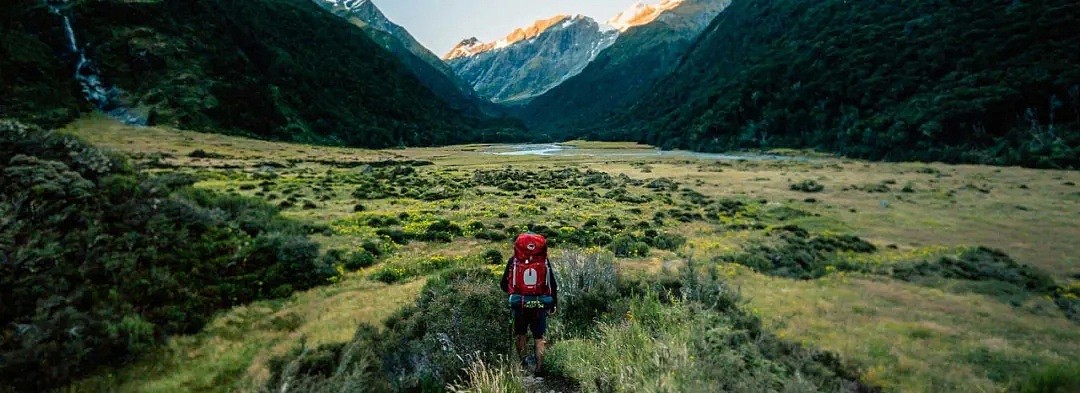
500 257 558 308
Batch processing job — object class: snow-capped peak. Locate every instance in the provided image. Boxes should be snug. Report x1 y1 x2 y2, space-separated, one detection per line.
322 0 373 13
444 14 595 60
607 0 685 32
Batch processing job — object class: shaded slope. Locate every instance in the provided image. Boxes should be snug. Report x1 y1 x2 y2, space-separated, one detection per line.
314 0 499 116
0 3 87 127
3 0 520 147
611 0 1080 168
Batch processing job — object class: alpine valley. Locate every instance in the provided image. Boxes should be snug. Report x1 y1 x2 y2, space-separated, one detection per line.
2 1 1079 393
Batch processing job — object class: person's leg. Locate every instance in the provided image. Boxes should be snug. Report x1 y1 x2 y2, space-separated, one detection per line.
535 338 546 370
512 309 529 362
532 309 549 370
515 334 527 356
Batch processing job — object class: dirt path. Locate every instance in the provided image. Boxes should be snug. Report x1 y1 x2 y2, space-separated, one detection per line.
523 371 579 393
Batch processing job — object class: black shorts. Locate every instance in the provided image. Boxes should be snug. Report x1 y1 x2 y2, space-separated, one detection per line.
512 308 548 339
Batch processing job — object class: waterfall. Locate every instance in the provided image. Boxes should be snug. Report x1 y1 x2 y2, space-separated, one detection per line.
46 1 146 125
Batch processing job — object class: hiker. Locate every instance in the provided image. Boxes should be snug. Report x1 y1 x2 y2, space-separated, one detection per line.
500 233 558 372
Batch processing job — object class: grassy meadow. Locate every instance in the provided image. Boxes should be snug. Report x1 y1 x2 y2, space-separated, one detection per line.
62 116 1080 392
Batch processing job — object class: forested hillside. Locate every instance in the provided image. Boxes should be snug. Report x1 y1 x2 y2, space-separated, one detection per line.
596 0 1080 168
0 3 87 127
0 0 519 147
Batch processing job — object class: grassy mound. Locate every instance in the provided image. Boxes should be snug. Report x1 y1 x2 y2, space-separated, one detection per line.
266 267 508 392
723 225 877 280
264 251 873 392
0 120 334 391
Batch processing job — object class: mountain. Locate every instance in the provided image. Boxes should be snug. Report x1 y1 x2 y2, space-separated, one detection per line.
444 14 618 104
0 0 519 147
520 0 728 135
313 0 493 115
605 0 1080 168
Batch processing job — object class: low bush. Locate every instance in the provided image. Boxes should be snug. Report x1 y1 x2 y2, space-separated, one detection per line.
375 228 408 245
648 232 687 251
553 249 621 335
475 229 509 241
482 249 504 265
890 247 1056 293
343 251 377 271
610 235 650 257
724 226 876 279
790 179 825 193
188 149 227 159
888 247 1078 321
417 219 462 242
361 240 382 257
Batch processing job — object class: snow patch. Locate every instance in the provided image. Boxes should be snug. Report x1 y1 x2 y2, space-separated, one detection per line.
607 0 685 32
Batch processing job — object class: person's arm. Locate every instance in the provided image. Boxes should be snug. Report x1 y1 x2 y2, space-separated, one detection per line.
499 258 513 293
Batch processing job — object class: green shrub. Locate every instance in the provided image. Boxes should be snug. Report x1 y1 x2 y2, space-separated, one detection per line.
891 247 1056 293
475 229 508 241
418 219 462 242
369 266 406 284
375 228 408 244
610 235 650 257
724 226 875 279
188 149 227 159
361 240 382 257
649 233 687 251
553 249 621 335
482 249 504 265
343 251 376 271
790 179 825 193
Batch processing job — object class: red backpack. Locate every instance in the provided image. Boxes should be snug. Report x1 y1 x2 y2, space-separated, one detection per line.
509 233 549 296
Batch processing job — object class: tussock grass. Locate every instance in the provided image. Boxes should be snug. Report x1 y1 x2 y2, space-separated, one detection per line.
70 278 424 392
61 118 1080 392
448 357 527 393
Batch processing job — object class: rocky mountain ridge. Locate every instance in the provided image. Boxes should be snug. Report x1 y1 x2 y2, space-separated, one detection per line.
444 14 618 103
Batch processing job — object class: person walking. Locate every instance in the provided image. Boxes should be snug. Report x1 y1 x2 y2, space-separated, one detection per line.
500 232 558 372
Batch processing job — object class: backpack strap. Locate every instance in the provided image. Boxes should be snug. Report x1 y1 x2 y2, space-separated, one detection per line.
545 259 553 295
509 257 518 294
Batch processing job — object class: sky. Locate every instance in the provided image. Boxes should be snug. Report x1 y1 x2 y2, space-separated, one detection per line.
376 0 642 56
